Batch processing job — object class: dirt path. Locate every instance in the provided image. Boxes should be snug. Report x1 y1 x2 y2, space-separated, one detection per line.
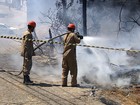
0 69 103 105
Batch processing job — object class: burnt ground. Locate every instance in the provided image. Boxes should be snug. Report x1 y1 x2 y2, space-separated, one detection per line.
0 54 140 105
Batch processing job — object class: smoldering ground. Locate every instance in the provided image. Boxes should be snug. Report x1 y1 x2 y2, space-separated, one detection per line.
0 34 140 88
77 36 140 87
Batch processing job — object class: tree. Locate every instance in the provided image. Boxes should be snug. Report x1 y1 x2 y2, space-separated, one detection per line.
55 0 74 26
117 0 140 33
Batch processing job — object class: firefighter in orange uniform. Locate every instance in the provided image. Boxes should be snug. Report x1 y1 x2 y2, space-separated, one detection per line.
62 23 83 87
21 21 36 85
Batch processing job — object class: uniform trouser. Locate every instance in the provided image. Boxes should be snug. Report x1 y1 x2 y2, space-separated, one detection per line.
23 57 32 76
62 54 77 86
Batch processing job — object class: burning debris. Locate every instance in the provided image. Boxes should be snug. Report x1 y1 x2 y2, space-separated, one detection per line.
81 63 140 87
111 69 140 85
89 86 99 97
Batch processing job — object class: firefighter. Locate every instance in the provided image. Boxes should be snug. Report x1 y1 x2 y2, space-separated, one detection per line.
62 23 83 87
21 21 36 85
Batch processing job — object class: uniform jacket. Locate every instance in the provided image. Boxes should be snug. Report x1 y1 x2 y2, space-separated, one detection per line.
21 30 34 59
63 32 80 57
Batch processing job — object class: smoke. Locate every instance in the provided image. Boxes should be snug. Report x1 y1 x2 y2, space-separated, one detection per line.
139 75 140 83
0 1 26 70
77 36 140 87
0 39 22 70
0 0 140 88
77 37 114 86
115 78 131 87
31 34 140 86
31 54 62 82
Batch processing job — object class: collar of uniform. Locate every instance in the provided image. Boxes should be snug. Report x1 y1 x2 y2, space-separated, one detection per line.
27 29 32 34
68 31 75 34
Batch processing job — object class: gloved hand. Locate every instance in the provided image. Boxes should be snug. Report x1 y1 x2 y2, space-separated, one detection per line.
77 35 83 39
76 32 83 39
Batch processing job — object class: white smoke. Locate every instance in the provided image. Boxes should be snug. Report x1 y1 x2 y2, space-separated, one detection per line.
115 78 131 87
0 2 26 70
77 36 140 87
0 38 22 71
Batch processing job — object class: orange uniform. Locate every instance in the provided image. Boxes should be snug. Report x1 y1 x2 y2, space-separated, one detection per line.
62 31 81 86
21 30 34 76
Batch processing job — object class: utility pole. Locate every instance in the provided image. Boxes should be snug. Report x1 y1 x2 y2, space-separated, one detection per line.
82 0 87 35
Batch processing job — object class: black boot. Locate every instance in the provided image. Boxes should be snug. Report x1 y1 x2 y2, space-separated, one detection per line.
62 78 67 87
27 75 33 83
23 75 28 84
23 75 33 85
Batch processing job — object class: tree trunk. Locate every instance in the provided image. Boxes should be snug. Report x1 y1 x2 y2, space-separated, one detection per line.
83 0 87 35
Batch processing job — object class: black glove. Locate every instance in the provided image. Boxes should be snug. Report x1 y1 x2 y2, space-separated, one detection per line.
77 35 83 39
76 32 83 39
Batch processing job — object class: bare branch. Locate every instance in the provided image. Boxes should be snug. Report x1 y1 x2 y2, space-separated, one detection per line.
66 0 74 9
129 16 140 26
118 0 128 33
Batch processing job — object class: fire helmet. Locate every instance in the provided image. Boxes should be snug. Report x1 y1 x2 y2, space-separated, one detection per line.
28 21 36 28
67 24 75 29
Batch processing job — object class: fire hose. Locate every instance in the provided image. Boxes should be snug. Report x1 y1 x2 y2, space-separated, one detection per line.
33 32 83 51
33 33 68 51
